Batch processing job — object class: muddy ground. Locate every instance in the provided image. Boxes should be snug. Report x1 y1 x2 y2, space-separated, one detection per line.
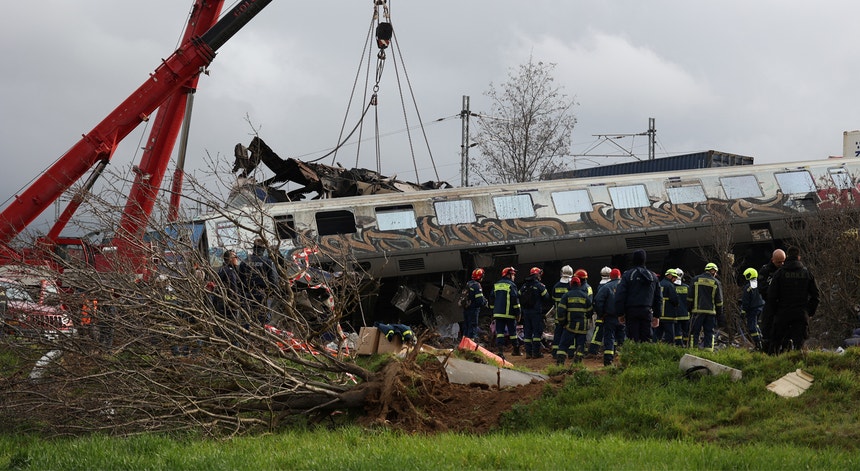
359 343 606 434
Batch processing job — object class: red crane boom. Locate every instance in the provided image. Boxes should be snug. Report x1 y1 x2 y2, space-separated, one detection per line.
0 0 273 265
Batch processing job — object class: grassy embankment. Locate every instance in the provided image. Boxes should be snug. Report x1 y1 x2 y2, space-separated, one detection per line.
1 342 859 469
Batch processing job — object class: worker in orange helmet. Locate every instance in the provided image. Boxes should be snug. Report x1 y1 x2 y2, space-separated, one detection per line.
462 268 489 341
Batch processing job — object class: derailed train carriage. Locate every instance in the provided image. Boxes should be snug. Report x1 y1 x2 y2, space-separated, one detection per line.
183 156 860 328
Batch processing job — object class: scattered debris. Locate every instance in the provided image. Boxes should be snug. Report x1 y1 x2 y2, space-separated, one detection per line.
230 136 452 202
679 353 743 381
458 336 514 368
767 369 814 397
440 356 547 388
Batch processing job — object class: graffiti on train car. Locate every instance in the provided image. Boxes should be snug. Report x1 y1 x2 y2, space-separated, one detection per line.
583 193 794 231
267 173 860 269
299 193 803 258
310 215 569 255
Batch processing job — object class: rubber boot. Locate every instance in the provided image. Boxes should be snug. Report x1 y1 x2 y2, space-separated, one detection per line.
512 345 522 356
555 354 565 366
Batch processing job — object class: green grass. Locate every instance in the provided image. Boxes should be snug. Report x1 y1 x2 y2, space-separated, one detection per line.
505 342 860 450
3 343 860 469
0 429 856 470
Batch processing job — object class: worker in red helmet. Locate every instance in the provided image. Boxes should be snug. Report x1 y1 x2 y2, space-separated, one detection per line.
555 275 592 366
493 267 521 359
572 268 601 360
519 267 550 358
594 267 624 366
461 268 488 341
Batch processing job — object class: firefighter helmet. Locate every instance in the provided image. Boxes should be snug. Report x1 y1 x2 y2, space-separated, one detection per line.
561 265 574 277
705 262 719 272
501 267 517 278
743 267 758 280
600 266 612 277
610 268 622 279
574 268 588 279
529 267 543 276
570 276 581 287
665 268 677 278
471 268 485 281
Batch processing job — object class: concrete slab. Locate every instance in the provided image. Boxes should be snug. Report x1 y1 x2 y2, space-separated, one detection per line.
679 353 743 381
767 369 814 397
439 356 548 388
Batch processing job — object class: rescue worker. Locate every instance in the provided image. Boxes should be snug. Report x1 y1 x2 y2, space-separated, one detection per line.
595 268 624 366
740 267 765 351
688 262 724 351
615 249 662 342
463 268 488 341
212 250 250 346
658 269 681 344
556 276 592 365
519 267 550 358
575 268 602 358
766 247 819 354
598 266 612 286
79 291 98 342
672 268 691 347
550 265 574 356
758 248 786 351
242 238 280 326
493 267 522 358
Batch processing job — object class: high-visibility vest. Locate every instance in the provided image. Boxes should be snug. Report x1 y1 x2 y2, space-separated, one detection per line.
81 299 98 325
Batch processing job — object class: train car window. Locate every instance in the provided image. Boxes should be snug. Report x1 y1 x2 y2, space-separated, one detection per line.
376 205 417 230
493 195 535 219
775 170 816 195
214 220 241 248
434 199 476 225
667 184 707 204
274 214 296 240
721 175 763 199
316 210 357 236
609 185 650 209
829 168 853 190
551 189 593 214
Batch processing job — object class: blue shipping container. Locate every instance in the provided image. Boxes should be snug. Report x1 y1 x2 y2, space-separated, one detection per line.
551 150 754 179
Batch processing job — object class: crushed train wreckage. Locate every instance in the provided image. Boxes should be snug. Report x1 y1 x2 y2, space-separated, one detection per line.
230 136 452 203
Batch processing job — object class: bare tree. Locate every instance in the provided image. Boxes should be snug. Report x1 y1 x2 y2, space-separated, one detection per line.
786 189 860 348
0 161 424 437
472 57 577 184
693 203 745 347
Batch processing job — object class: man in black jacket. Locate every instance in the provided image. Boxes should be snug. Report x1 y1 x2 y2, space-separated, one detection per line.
765 246 819 354
614 249 662 342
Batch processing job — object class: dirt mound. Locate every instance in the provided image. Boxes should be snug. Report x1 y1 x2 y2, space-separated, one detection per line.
359 357 559 434
357 343 610 434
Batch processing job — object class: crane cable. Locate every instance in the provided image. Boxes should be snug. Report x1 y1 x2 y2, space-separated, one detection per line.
319 0 438 182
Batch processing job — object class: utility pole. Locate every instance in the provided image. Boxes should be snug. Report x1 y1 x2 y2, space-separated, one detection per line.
648 117 656 160
460 95 471 187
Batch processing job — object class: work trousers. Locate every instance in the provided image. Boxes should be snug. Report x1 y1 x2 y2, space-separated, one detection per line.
624 306 654 343
494 316 518 350
690 313 716 351
462 307 480 340
602 316 626 366
521 309 544 356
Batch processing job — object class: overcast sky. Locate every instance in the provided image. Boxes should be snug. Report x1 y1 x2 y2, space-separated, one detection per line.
2 1 859 236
